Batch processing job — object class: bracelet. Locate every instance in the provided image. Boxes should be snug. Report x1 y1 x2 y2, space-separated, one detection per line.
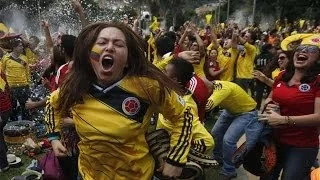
285 116 296 125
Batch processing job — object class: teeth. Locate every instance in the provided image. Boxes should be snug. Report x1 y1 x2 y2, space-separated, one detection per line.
103 56 112 60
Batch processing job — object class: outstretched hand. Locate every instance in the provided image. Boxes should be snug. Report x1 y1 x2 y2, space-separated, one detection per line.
178 51 201 64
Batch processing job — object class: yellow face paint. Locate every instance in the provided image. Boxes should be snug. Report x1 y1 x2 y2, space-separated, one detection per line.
90 45 104 62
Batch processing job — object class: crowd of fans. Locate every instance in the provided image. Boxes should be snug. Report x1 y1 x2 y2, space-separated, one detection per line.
1 1 320 180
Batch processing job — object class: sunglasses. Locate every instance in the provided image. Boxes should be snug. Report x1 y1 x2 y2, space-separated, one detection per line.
295 45 319 53
278 56 287 60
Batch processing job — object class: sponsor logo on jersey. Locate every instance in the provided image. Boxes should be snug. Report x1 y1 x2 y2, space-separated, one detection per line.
122 97 141 116
299 83 310 92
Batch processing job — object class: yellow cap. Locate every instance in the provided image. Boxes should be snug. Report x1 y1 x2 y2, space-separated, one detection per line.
281 34 320 51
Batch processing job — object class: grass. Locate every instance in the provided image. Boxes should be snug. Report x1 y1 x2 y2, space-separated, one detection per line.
0 143 44 180
1 154 34 180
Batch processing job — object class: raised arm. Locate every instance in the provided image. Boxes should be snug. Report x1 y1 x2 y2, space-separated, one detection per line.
178 28 189 51
210 24 220 48
41 20 54 51
231 29 239 49
71 0 89 28
191 24 205 57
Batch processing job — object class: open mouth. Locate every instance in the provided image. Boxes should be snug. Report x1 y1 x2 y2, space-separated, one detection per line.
101 55 114 71
297 54 308 61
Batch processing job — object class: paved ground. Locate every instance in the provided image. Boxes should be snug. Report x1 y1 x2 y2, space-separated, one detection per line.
203 135 260 180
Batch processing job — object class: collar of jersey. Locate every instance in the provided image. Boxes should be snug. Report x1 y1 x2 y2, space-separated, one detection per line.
92 79 122 93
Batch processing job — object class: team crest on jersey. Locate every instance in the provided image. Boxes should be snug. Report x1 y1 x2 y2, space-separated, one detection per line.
122 97 141 116
299 84 310 92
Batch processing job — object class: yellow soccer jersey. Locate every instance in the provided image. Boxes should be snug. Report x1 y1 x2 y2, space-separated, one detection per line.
1 54 30 87
236 42 257 79
45 76 192 180
206 81 256 115
157 93 214 154
25 48 38 64
193 56 206 79
217 46 238 81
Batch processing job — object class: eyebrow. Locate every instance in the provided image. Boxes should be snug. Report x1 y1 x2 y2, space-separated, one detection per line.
97 37 126 43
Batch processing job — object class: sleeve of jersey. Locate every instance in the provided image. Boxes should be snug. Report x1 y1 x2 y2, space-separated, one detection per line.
158 90 193 167
1 56 7 74
205 86 231 111
193 56 206 78
244 42 256 56
153 55 174 71
45 90 62 141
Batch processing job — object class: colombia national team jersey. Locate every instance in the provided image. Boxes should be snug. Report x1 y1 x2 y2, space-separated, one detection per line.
1 53 30 87
193 56 206 79
206 81 257 114
46 76 192 180
236 42 257 79
217 46 238 81
157 93 214 154
272 72 320 148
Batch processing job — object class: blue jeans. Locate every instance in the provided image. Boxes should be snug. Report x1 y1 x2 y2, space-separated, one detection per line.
211 109 263 176
261 144 318 180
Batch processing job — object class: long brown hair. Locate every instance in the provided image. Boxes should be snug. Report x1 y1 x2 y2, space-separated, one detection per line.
57 22 182 116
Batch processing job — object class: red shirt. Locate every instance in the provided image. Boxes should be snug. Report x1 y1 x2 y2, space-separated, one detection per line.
272 72 320 148
55 63 69 87
0 73 12 114
186 75 210 122
48 75 57 92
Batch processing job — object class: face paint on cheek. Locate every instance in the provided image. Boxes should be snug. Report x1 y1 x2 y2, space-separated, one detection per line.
90 45 104 62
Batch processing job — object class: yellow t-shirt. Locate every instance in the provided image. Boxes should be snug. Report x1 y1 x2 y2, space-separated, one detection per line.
45 76 192 180
1 54 30 87
217 46 238 81
25 48 38 64
236 42 257 79
193 56 206 79
157 93 214 153
206 81 257 114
